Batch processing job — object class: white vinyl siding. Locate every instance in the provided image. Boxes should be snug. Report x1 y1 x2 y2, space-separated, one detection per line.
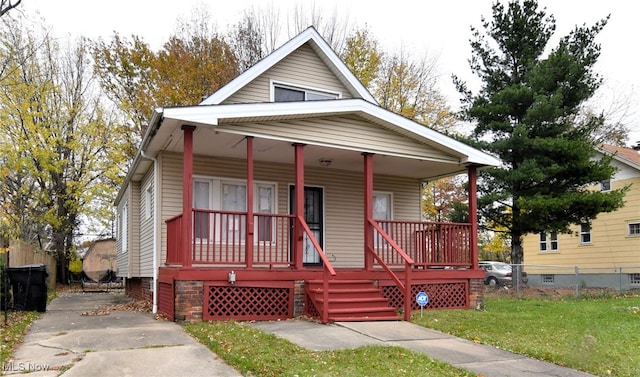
225 43 353 104
116 185 130 277
116 181 141 278
139 171 154 277
215 116 457 163
159 152 420 268
129 181 141 276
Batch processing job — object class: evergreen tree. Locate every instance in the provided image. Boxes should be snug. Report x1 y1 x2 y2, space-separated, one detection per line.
456 0 627 268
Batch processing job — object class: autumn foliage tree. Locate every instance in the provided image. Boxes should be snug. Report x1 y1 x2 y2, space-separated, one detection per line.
0 15 126 282
92 9 238 162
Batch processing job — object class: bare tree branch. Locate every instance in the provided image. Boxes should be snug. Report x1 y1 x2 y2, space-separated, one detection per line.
0 0 21 18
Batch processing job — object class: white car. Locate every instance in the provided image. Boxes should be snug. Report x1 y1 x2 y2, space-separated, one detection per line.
478 261 512 286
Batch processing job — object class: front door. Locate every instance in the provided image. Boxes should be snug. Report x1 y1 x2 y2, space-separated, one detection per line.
290 186 324 265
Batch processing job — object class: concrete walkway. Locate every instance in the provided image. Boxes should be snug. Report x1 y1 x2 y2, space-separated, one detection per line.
251 320 595 377
5 293 241 377
6 292 594 377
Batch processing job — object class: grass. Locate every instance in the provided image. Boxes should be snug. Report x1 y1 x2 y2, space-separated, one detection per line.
185 291 640 377
184 320 475 377
413 292 640 377
0 310 40 365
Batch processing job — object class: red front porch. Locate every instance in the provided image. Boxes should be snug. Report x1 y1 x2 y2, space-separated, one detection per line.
160 213 485 323
156 127 485 323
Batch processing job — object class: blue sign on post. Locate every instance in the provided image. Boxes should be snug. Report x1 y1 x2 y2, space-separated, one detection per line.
416 291 429 318
416 291 428 307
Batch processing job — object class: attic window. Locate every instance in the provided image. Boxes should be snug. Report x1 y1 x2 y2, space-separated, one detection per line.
273 83 338 102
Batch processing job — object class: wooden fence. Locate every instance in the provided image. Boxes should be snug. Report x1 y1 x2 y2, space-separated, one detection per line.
3 241 57 289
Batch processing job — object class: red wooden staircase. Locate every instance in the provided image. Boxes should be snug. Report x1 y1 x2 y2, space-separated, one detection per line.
304 280 400 322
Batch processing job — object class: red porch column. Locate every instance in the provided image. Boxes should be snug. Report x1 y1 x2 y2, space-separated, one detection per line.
467 165 479 268
294 143 305 269
363 153 374 270
246 137 254 269
182 125 196 268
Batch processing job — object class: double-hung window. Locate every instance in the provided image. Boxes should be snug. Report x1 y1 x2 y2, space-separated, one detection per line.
580 222 592 244
193 177 276 243
539 232 558 252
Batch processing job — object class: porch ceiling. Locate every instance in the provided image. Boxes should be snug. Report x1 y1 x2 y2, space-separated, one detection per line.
148 117 468 180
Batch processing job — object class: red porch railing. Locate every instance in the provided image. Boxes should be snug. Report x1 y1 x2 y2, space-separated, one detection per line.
368 219 472 321
374 220 472 268
188 209 295 266
165 209 336 322
297 215 336 324
367 219 414 321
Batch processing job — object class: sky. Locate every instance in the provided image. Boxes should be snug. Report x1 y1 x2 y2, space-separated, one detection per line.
19 0 640 145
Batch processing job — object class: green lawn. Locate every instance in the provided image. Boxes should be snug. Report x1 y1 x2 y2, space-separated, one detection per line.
185 292 640 377
413 292 640 377
184 320 475 377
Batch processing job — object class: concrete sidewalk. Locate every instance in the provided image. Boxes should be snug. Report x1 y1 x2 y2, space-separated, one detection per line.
5 293 241 377
251 320 595 377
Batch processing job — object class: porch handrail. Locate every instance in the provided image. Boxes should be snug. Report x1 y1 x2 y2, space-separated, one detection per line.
297 215 336 324
367 218 413 321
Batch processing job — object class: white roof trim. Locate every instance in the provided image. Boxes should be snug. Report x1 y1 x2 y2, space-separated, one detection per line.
161 99 501 167
199 26 377 105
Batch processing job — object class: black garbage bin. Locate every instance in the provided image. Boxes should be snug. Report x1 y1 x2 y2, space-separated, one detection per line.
8 264 48 312
1 266 10 311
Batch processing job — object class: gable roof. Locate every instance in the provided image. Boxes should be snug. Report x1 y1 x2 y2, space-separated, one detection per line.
598 144 640 171
200 26 377 105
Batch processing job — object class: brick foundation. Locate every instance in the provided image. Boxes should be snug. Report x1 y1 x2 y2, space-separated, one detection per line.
469 278 485 310
174 280 203 322
125 277 153 302
293 280 305 317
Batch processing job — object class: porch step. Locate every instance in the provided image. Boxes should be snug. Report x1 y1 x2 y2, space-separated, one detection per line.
304 279 400 322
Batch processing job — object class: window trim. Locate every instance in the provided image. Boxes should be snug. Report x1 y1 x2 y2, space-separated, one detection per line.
144 184 153 220
372 191 394 220
579 222 592 245
539 232 559 252
628 221 640 237
270 80 341 102
120 201 128 254
193 175 278 244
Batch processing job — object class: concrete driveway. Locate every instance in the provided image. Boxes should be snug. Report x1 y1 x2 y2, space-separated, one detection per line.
5 292 241 377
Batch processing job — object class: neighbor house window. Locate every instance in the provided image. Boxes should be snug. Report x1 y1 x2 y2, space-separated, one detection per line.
630 274 640 285
580 222 591 244
542 274 555 284
273 82 339 102
628 222 640 236
539 232 558 252
600 179 611 191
